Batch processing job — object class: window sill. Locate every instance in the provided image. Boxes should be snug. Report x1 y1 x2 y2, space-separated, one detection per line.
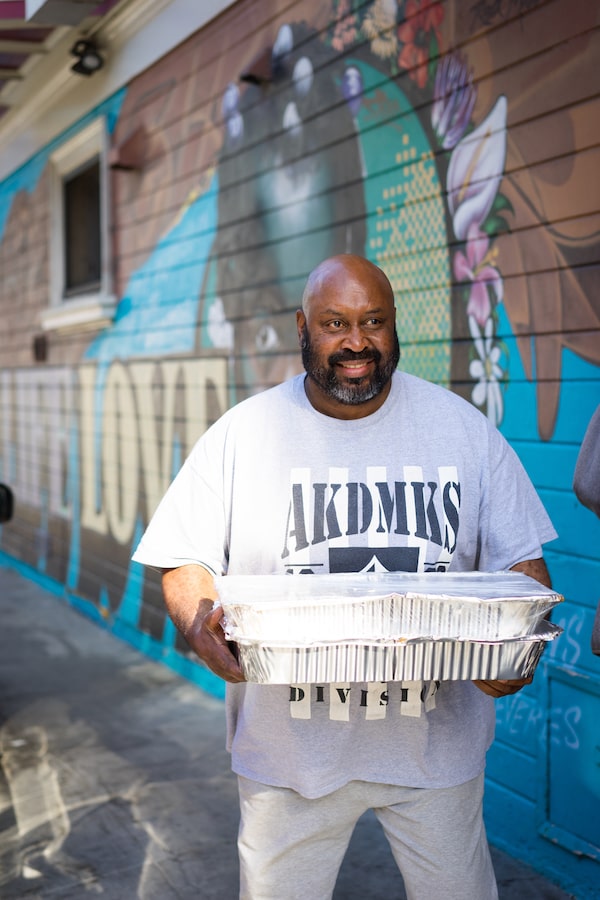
40 293 117 333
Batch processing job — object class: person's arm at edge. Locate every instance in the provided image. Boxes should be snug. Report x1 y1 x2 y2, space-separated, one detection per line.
162 564 245 683
473 556 552 698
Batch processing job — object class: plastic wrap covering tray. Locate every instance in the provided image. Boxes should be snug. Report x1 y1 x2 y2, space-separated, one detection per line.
215 571 563 643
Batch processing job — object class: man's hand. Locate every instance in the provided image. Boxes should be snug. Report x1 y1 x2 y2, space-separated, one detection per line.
473 557 552 698
473 677 532 698
186 603 245 683
162 565 245 683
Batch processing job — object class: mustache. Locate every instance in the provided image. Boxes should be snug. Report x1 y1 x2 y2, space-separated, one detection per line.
328 348 382 365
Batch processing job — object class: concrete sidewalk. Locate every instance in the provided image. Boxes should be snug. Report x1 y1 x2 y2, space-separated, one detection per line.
0 565 575 899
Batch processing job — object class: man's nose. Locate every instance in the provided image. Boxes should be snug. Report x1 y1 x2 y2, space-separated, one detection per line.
342 324 369 351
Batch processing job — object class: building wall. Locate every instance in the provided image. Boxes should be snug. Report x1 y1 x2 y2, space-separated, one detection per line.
0 1 599 894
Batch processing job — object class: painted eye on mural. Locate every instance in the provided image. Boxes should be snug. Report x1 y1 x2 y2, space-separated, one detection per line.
255 323 279 351
293 57 313 98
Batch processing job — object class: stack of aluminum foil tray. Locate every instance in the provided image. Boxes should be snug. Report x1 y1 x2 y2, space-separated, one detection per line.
214 571 563 684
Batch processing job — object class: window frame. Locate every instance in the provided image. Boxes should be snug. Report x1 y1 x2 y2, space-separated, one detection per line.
41 117 116 333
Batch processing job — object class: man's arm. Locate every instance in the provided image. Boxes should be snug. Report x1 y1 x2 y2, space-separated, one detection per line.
509 556 552 587
162 564 245 683
473 557 552 698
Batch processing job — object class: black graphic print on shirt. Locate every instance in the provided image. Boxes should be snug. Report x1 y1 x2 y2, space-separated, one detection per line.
279 465 459 721
281 464 461 574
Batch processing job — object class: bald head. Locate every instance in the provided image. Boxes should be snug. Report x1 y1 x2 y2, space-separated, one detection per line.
296 254 400 419
301 255 395 315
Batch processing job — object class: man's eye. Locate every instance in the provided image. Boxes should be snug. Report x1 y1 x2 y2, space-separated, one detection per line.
328 320 343 329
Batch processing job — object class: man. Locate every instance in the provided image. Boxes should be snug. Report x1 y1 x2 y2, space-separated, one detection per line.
573 404 600 655
133 254 557 899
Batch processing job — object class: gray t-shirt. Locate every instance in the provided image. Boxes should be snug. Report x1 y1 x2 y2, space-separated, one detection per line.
133 372 557 798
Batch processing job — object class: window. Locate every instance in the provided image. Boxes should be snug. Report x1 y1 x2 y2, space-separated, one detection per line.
64 157 101 295
41 118 116 332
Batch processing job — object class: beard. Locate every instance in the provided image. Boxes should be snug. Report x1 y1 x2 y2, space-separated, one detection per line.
301 326 401 405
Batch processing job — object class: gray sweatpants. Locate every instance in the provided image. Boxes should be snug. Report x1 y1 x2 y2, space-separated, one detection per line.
237 773 498 900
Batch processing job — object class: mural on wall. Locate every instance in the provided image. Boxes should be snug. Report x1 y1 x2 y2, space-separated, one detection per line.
0 0 599 674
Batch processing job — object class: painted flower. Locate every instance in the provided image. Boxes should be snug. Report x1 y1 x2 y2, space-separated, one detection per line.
469 315 504 425
273 23 293 63
447 95 507 241
222 83 243 144
292 56 314 98
363 0 398 60
342 65 364 118
454 225 503 327
331 0 359 52
432 52 476 149
397 0 444 89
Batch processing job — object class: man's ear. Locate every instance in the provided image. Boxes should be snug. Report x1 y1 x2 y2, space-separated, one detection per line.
296 309 307 347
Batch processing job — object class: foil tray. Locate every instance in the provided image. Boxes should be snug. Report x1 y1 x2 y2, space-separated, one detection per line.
216 571 563 643
235 620 562 684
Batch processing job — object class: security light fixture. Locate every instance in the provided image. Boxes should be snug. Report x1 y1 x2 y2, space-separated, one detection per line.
70 39 104 77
